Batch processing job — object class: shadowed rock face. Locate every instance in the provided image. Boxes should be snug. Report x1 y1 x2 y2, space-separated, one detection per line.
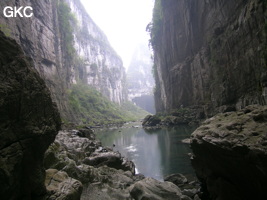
191 105 267 200
153 0 267 117
0 31 61 199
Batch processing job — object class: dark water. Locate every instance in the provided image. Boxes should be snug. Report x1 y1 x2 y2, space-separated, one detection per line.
95 125 197 180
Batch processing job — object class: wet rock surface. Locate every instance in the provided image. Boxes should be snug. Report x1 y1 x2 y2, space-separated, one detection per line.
191 105 267 200
44 128 199 200
0 31 61 200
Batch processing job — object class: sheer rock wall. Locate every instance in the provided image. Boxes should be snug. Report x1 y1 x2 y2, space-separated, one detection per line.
153 0 267 117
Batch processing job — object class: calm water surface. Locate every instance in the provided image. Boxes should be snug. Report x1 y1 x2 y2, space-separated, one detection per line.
95 125 197 180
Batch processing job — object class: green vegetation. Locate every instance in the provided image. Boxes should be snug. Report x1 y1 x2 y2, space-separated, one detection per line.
90 63 98 71
0 24 11 37
146 0 163 49
57 0 77 57
68 83 148 126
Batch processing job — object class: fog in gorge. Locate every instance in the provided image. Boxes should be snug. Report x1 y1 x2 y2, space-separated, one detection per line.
127 42 156 114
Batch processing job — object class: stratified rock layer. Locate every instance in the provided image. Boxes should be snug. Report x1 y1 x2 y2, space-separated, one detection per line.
191 105 267 200
153 0 267 117
0 31 61 199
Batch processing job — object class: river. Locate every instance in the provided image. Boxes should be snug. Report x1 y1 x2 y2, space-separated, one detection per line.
95 125 197 180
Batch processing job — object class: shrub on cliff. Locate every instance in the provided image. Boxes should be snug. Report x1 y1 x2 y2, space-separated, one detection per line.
146 0 163 49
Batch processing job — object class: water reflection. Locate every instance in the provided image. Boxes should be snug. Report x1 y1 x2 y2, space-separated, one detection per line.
95 125 196 180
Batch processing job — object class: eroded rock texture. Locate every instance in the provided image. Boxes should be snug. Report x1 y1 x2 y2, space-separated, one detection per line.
0 31 61 199
153 0 267 117
45 169 83 200
44 129 200 200
191 105 267 200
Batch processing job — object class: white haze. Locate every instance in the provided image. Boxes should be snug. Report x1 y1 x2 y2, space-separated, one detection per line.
80 0 154 69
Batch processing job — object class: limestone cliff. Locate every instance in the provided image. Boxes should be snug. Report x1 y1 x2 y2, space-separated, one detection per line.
127 43 155 114
0 0 127 122
150 0 267 117
0 31 61 199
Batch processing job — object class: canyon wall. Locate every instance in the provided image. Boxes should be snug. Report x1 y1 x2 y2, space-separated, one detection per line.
127 43 155 114
151 0 267 117
0 0 127 122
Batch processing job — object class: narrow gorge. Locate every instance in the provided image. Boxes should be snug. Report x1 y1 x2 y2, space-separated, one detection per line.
148 0 267 199
1 0 267 199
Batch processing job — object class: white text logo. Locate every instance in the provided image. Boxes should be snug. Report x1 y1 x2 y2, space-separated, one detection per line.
3 6 33 18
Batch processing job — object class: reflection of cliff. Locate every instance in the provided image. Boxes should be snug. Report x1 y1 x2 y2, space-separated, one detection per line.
127 43 155 114
156 126 196 177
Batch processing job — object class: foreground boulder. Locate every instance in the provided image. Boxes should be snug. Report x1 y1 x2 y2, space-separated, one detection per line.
0 32 61 199
130 177 182 200
191 105 267 200
45 169 83 200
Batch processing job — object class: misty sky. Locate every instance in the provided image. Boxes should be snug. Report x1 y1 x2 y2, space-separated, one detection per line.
80 0 154 68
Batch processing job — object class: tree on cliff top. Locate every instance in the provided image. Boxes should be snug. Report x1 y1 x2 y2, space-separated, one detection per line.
146 0 162 49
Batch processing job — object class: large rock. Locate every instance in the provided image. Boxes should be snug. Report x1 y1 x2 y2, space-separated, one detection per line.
142 115 161 127
81 166 138 200
45 129 135 183
45 169 83 200
83 150 135 174
0 31 61 199
191 105 267 200
130 177 183 200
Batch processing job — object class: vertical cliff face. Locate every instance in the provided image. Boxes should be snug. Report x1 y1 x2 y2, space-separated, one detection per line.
0 0 127 121
127 43 155 113
151 0 267 117
67 0 127 104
